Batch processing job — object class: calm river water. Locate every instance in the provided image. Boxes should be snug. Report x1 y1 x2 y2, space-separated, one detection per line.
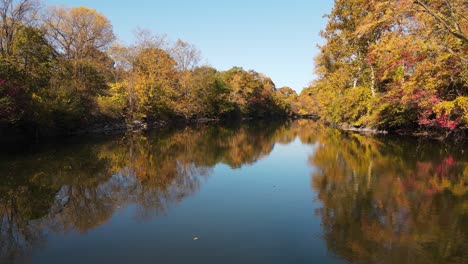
1 120 466 263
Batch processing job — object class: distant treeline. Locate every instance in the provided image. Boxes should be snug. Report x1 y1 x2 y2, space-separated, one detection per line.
305 0 467 135
0 0 314 136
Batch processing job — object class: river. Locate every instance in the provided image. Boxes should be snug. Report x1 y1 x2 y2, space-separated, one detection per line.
1 120 466 263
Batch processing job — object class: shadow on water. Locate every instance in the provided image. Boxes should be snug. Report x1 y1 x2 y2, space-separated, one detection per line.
0 120 466 263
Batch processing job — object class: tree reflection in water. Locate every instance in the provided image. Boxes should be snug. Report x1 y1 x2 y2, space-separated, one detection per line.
0 120 466 263
0 121 286 262
308 123 467 264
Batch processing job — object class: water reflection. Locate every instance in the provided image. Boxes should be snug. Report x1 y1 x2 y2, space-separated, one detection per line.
308 124 467 264
0 120 466 263
0 121 289 262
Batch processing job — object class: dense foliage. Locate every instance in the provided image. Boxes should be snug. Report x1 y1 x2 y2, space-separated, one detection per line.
304 0 467 134
2 0 465 137
0 1 296 136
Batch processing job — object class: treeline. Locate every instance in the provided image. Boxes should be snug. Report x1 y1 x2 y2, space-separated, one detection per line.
304 0 467 134
0 0 307 136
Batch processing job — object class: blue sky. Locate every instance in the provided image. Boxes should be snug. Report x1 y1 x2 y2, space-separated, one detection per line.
44 0 334 92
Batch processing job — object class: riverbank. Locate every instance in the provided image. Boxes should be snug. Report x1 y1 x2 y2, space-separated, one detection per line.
0 116 288 142
323 121 467 142
2 115 465 143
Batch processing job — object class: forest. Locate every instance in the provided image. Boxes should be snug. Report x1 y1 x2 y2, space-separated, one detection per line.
0 0 466 138
0 0 312 136
307 0 467 136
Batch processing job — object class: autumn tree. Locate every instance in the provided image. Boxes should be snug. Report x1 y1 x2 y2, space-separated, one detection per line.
177 66 232 118
44 6 114 60
2 2 289 135
168 39 202 117
105 30 180 120
0 0 38 57
44 6 115 93
170 39 201 72
311 0 467 134
0 0 42 124
132 47 179 119
39 6 116 128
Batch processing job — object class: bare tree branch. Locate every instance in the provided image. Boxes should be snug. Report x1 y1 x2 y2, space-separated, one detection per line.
413 0 467 43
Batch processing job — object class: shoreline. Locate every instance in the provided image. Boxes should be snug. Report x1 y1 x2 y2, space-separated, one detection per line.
324 121 466 142
1 116 465 143
0 116 286 142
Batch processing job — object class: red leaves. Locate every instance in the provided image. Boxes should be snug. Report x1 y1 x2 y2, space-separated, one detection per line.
436 156 457 178
419 110 461 131
436 113 460 130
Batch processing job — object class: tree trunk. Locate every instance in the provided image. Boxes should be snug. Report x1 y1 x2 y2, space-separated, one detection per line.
370 65 376 97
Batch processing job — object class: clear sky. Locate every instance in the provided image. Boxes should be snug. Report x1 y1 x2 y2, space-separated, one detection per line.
44 0 334 92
